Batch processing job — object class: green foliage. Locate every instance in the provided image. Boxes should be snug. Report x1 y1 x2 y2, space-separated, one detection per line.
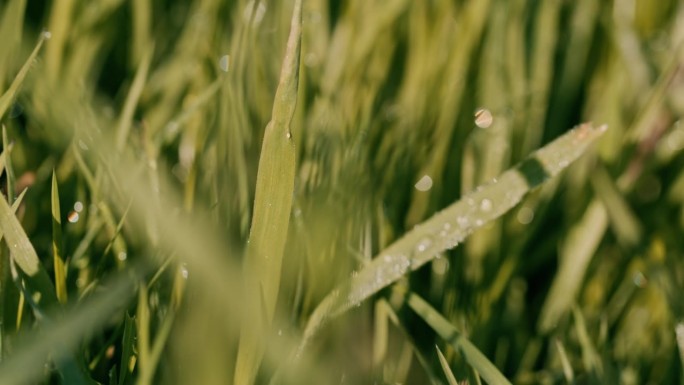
0 0 683 384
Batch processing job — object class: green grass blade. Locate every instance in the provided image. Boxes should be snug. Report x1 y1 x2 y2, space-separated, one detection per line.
0 32 48 120
300 123 607 348
436 345 459 385
408 293 512 385
51 170 67 304
538 198 608 333
2 126 14 205
234 0 302 384
115 45 154 151
118 313 136 385
0 271 137 385
0 184 58 312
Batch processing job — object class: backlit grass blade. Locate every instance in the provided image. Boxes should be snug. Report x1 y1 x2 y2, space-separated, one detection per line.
51 170 67 304
300 123 607 347
0 32 48 120
408 293 512 385
234 0 302 384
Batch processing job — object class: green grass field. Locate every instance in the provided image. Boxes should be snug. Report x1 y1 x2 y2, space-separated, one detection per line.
0 0 683 384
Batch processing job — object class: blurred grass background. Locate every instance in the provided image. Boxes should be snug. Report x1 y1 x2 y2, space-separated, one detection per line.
1 0 684 384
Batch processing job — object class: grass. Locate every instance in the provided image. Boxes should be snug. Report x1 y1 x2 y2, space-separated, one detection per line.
0 0 683 384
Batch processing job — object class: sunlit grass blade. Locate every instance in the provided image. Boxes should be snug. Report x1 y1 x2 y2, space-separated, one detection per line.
407 293 512 385
591 165 642 247
0 32 48 120
234 0 302 384
2 126 14 204
554 338 574 383
436 345 459 385
299 123 607 347
51 170 67 303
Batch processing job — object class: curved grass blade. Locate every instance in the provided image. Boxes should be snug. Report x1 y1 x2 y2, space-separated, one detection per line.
299 123 607 350
51 171 67 303
0 32 49 120
234 0 302 384
408 293 512 385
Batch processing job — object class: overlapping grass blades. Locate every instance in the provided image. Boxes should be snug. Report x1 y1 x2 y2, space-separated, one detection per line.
235 0 302 383
299 123 606 350
407 292 510 385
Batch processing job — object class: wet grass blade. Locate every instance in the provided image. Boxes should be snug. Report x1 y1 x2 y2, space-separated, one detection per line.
0 32 48 120
408 293 512 385
299 123 607 347
51 170 67 304
234 0 302 384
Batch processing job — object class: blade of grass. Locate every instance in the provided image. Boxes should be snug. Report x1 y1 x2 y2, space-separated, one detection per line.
0 32 49 120
116 44 154 152
51 170 67 304
0 184 58 312
234 0 302 384
2 126 14 204
436 345 460 385
118 313 136 385
299 123 607 350
407 293 512 385
0 270 138 385
538 198 608 333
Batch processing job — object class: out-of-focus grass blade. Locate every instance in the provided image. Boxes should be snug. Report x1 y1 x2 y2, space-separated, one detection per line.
0 32 49 120
118 313 136 385
408 293 512 385
300 123 607 347
572 306 603 376
436 345 459 385
234 0 302 384
0 0 27 91
2 126 15 204
538 199 608 333
554 338 574 383
51 171 67 303
115 45 154 151
591 166 642 247
0 271 137 385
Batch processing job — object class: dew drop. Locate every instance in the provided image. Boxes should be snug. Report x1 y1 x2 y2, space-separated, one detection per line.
243 0 267 24
73 201 84 212
414 175 433 192
42 30 52 40
67 211 79 223
517 206 534 224
117 252 127 261
474 108 493 128
416 237 432 253
181 264 189 279
32 291 42 303
480 198 492 212
219 55 230 72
